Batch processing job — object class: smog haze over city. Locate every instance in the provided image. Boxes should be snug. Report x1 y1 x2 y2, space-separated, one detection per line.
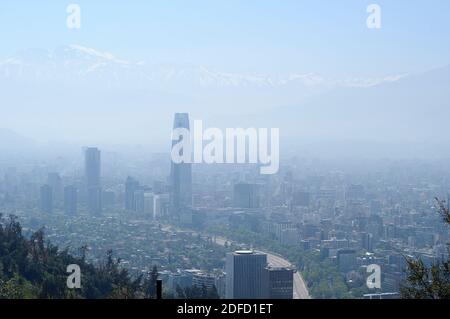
1 0 450 307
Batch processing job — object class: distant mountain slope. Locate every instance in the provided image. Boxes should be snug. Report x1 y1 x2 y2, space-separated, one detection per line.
255 64 450 144
0 128 36 150
0 44 403 90
0 45 448 151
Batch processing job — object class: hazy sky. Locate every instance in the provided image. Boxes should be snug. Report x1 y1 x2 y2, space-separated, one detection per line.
1 1 450 76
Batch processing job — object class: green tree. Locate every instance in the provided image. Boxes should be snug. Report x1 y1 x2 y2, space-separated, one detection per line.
401 198 450 299
0 215 149 299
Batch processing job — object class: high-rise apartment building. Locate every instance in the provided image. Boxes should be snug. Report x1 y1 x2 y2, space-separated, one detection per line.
233 183 260 208
85 147 102 215
267 267 294 299
64 185 77 215
125 176 140 211
40 184 53 214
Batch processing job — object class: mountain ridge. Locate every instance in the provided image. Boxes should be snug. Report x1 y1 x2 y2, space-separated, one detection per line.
0 44 407 90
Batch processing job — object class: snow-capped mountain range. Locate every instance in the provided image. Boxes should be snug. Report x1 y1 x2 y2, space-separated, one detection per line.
0 44 405 89
1 44 450 153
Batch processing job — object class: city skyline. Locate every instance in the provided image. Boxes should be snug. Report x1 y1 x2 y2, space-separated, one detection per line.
2 117 450 300
1 1 450 304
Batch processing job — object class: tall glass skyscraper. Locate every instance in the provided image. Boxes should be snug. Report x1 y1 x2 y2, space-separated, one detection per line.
125 176 140 211
85 147 102 215
40 184 53 214
233 183 261 208
226 250 269 299
169 113 192 216
64 185 77 216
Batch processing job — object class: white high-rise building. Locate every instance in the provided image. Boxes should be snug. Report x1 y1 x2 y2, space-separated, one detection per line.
153 194 169 219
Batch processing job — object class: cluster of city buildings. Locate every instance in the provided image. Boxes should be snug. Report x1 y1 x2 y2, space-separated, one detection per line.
158 250 294 299
226 250 293 299
1 113 449 299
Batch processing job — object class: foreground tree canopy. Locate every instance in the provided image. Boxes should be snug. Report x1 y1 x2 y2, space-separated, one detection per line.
401 199 450 299
0 214 157 299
